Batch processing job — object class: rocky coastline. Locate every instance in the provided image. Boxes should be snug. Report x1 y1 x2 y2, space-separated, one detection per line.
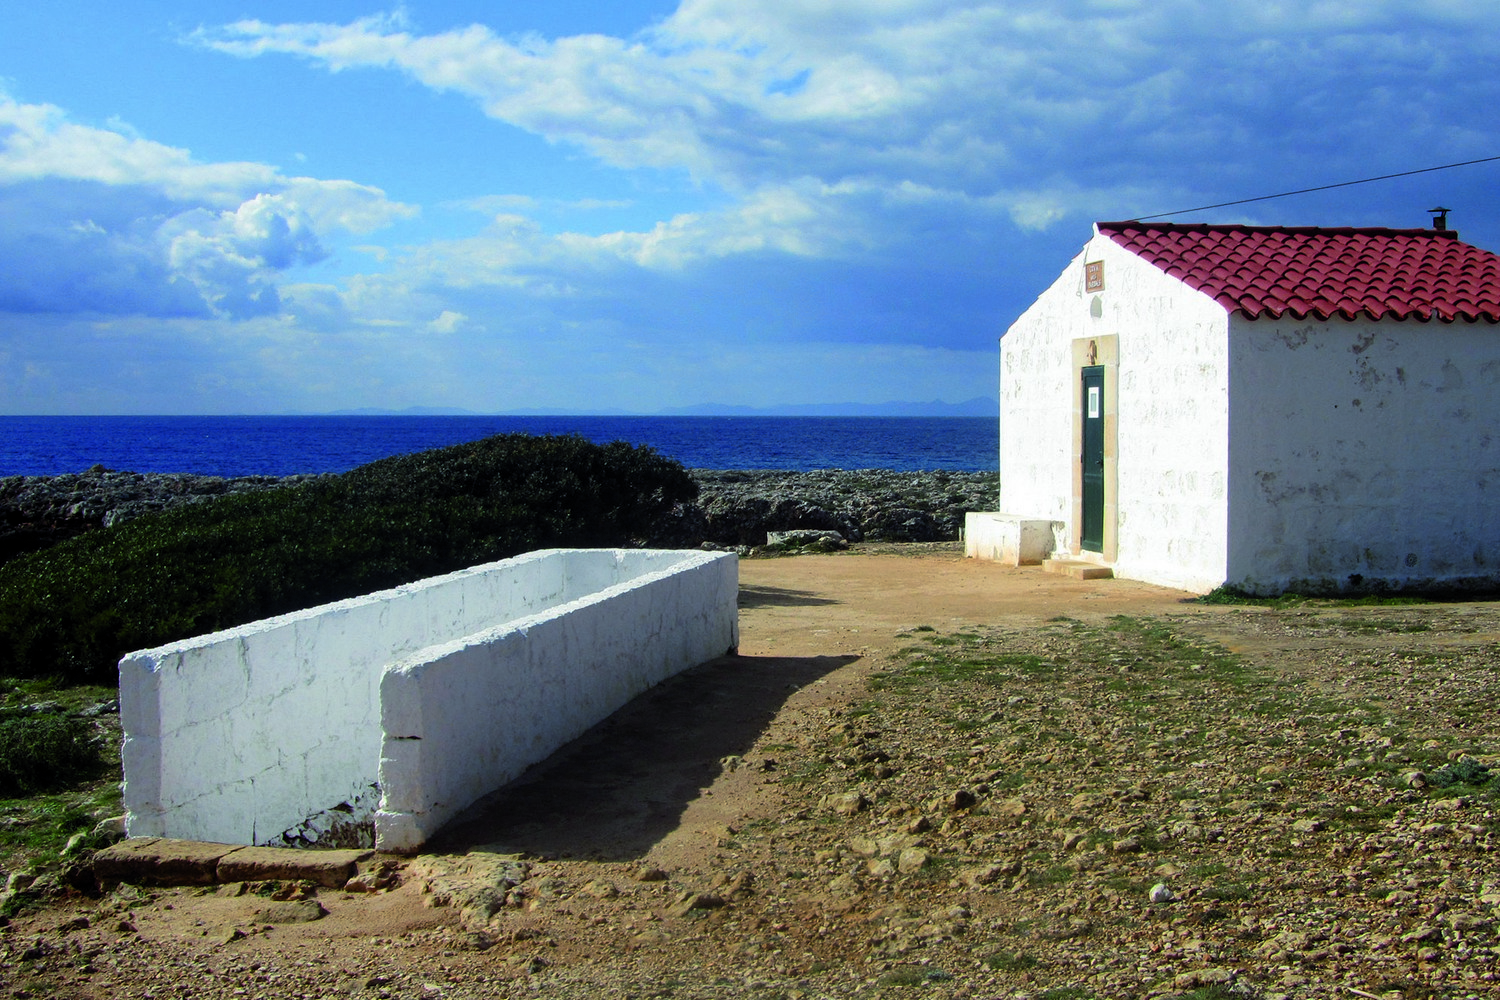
0 465 998 565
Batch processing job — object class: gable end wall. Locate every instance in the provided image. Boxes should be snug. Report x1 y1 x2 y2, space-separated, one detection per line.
1000 232 1230 592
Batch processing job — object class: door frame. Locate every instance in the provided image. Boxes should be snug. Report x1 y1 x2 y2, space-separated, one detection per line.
1070 336 1118 561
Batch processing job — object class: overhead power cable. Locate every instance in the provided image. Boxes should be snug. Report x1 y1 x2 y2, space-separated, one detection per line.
1131 154 1500 221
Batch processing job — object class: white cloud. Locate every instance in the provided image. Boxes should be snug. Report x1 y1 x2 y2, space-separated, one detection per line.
426 309 469 334
0 94 416 319
198 2 1500 232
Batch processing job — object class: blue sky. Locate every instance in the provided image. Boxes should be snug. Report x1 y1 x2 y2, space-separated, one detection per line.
3 1 1499 414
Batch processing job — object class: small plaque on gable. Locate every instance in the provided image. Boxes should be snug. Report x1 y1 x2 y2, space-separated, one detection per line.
1085 260 1105 292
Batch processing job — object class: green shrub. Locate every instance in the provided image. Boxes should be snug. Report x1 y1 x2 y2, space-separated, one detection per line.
0 434 696 683
0 713 105 795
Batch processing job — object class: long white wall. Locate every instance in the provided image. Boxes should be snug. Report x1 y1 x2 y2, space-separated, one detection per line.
1000 229 1231 592
376 551 739 851
120 549 738 850
1227 318 1500 593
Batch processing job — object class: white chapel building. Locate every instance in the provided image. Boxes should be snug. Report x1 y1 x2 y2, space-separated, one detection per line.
967 219 1500 595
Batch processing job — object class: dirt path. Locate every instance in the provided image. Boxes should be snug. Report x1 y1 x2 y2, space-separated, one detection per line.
7 548 1498 1000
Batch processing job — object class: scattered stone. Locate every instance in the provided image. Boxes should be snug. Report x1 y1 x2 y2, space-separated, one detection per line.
252 899 326 924
666 892 726 918
1149 883 1176 903
947 789 977 811
823 792 870 815
582 880 619 899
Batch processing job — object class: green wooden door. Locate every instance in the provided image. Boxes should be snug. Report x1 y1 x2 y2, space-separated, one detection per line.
1081 366 1105 553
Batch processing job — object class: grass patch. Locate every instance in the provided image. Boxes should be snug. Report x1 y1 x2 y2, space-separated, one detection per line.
1197 586 1430 607
1428 758 1493 788
0 780 122 872
0 713 106 796
983 950 1039 972
1199 882 1255 902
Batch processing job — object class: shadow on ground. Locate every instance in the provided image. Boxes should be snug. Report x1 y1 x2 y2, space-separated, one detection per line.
737 584 840 610
429 652 857 861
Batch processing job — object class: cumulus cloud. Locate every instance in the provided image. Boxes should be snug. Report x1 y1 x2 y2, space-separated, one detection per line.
195 1 1500 230
0 95 416 319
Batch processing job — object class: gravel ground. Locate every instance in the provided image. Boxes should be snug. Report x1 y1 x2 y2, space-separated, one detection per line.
2 559 1497 999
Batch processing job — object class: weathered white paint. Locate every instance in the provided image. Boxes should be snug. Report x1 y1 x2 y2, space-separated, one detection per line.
120 549 738 852
983 223 1500 594
996 228 1230 592
1227 318 1500 594
962 512 1058 565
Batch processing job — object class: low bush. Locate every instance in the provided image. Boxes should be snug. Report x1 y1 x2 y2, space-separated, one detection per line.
0 713 105 795
0 434 697 683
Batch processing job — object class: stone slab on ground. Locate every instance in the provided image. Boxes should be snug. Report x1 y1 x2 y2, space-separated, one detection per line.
92 838 374 889
92 837 240 887
217 846 373 888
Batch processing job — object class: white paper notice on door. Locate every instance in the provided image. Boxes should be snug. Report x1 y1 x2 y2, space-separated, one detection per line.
1087 386 1100 419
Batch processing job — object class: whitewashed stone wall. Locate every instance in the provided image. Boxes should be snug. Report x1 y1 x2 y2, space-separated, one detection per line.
120 549 738 851
999 228 1231 592
994 224 1500 595
1226 318 1500 594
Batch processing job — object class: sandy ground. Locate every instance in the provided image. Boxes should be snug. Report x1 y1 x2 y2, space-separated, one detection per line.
18 546 1497 999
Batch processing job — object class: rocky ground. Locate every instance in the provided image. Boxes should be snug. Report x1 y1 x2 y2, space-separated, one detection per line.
0 467 327 564
1 551 1497 1000
0 467 997 566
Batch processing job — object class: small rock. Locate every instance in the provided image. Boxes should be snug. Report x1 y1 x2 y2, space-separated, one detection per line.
823 792 870 815
635 866 669 882
827 873 860 895
1401 924 1442 944
948 789 977 811
897 848 930 874
1290 818 1324 833
216 927 247 946
1149 883 1176 903
253 900 326 924
343 871 396 893
666 891 725 917
957 864 1006 888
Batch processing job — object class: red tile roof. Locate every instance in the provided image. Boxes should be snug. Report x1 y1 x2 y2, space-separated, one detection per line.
1097 222 1500 323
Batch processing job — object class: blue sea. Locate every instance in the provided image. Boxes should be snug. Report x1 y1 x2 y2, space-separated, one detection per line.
0 415 998 477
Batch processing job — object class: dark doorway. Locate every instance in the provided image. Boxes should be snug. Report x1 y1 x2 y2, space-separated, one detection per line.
1081 365 1105 553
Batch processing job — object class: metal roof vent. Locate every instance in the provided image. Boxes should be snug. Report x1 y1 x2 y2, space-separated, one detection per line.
1429 206 1451 231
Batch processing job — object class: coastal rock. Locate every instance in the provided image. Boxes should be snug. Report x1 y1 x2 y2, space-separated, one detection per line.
2 466 998 563
0 466 325 565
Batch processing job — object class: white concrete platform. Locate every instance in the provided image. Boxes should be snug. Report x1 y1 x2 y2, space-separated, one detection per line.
964 512 1061 566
